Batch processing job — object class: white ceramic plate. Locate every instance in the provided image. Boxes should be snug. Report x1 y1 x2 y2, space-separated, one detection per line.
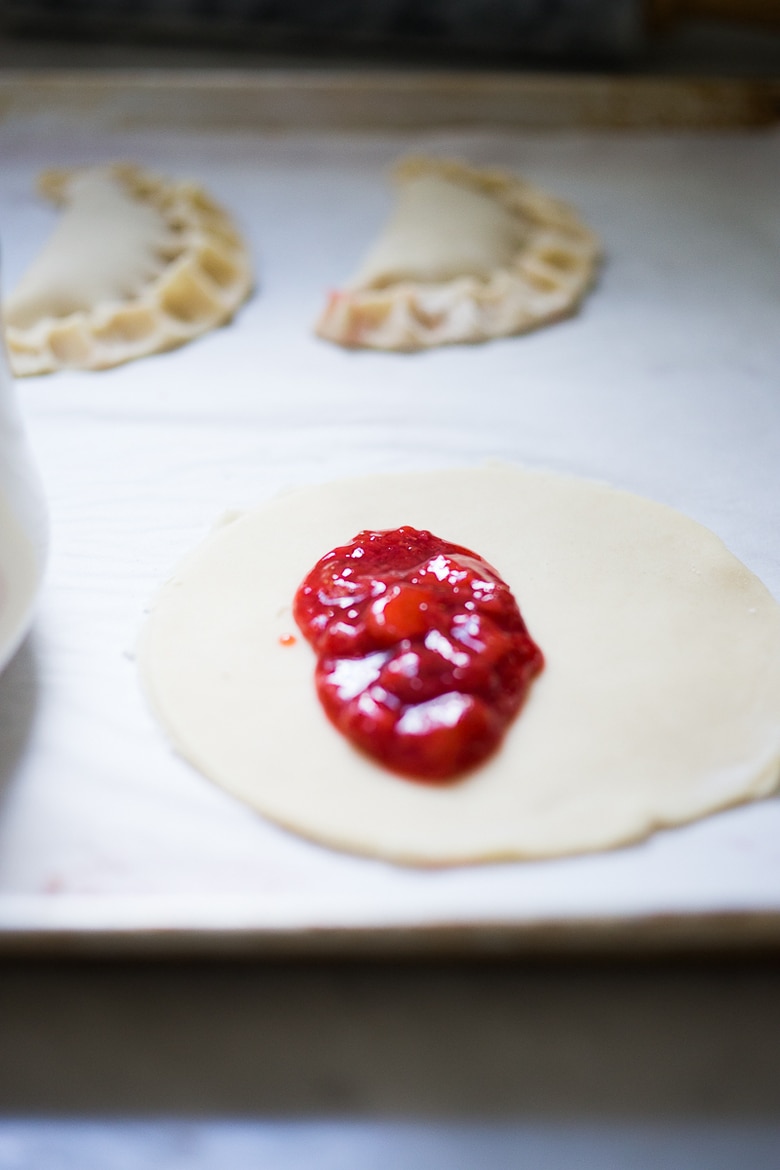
0 337 47 673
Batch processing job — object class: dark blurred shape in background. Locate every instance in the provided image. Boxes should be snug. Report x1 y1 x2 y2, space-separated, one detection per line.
0 0 779 70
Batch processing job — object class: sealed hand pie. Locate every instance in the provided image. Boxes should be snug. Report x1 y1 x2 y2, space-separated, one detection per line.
315 157 600 351
4 164 253 375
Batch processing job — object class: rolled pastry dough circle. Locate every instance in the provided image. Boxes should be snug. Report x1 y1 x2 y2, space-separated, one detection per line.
139 466 780 865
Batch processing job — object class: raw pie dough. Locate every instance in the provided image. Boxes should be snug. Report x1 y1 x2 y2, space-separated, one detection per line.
4 164 253 375
315 157 600 350
139 465 780 866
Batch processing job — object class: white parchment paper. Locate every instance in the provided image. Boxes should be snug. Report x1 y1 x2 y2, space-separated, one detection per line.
0 109 778 938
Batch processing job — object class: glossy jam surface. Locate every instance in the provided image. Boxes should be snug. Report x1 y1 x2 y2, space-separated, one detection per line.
293 527 544 781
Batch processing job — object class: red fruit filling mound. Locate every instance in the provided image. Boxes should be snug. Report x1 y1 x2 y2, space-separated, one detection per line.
293 527 544 782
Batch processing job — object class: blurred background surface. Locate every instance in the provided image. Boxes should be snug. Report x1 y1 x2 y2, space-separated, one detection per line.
0 0 778 72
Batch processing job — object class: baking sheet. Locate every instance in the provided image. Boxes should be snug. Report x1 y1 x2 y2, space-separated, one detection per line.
0 81 778 952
